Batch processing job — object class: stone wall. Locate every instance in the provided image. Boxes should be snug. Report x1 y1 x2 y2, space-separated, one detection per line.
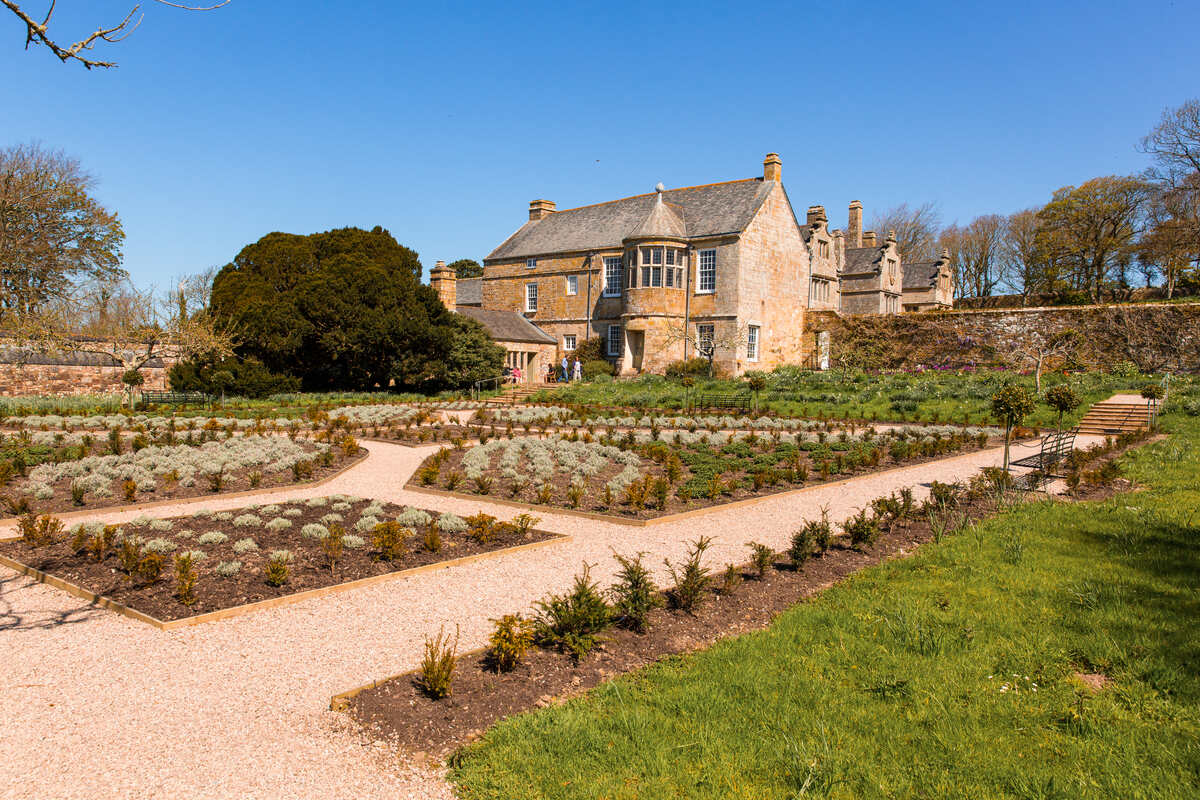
824 302 1200 373
0 362 171 397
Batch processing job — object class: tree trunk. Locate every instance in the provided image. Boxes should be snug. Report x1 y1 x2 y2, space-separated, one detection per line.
1002 422 1013 472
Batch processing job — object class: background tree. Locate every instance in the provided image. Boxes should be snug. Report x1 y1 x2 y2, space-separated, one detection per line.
4 0 230 70
1008 328 1083 393
869 202 941 263
940 214 1006 298
1000 208 1059 302
1138 176 1199 298
0 143 126 319
659 321 748 379
210 226 494 391
447 258 483 279
424 314 505 390
1035 176 1149 302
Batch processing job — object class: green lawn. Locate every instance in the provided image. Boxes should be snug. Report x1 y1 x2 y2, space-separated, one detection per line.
535 368 1191 429
449 414 1200 799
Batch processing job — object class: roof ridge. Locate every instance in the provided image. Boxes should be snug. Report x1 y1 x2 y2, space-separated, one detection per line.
550 177 761 215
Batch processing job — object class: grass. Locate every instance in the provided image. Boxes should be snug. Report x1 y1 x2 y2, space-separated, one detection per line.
449 413 1200 799
535 367 1194 429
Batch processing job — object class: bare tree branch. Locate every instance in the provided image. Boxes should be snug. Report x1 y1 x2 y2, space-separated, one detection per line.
3 0 230 69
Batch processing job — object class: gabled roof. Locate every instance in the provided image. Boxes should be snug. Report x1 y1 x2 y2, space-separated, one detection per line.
843 246 883 274
486 178 775 261
455 306 556 345
456 278 482 306
902 260 941 290
627 191 686 240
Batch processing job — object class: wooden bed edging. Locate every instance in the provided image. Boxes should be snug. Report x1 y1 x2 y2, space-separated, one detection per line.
0 533 569 631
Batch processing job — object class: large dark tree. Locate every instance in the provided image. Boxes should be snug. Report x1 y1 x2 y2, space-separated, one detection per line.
447 258 483 278
210 226 500 391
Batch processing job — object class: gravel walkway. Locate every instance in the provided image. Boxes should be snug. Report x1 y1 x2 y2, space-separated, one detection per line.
0 433 1094 799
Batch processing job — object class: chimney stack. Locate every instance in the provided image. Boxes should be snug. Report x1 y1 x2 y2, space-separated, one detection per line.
862 231 878 248
847 201 863 248
806 205 827 227
430 260 457 309
529 199 556 221
763 153 782 182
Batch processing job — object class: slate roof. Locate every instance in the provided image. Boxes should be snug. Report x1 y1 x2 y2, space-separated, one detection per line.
628 193 687 240
843 246 882 274
902 260 941 290
456 278 482 306
455 306 555 345
485 179 775 261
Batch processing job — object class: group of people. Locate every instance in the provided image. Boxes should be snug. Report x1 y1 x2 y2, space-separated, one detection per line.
503 355 583 385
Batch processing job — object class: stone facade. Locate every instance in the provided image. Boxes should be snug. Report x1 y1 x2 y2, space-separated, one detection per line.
902 250 954 311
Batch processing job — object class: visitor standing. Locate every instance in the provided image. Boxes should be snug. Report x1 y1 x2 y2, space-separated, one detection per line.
572 357 582 382
560 355 569 382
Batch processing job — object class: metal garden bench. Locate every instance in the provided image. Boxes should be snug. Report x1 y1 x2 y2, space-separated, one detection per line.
140 390 213 406
696 393 752 414
1010 426 1079 475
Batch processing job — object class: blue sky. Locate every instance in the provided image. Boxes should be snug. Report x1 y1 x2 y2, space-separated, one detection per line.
3 0 1197 290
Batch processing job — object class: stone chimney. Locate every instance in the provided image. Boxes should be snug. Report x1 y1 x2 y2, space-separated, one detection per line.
763 153 782 182
529 199 556 221
806 205 827 227
847 200 863 248
862 231 878 248
430 260 456 308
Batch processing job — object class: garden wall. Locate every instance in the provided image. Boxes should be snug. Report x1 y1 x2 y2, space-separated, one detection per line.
820 301 1200 373
0 352 171 397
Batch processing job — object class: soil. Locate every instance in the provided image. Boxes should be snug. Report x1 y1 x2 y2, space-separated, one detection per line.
2 445 366 517
408 433 998 520
0 497 555 621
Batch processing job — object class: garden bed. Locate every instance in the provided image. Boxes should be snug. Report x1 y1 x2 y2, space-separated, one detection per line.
349 436 1149 760
408 428 999 520
0 497 555 621
1 436 364 515
347 487 1004 757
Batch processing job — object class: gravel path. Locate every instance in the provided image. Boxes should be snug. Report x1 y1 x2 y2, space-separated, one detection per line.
0 433 1094 800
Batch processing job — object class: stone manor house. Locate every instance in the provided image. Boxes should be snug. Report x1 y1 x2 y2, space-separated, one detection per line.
430 154 953 381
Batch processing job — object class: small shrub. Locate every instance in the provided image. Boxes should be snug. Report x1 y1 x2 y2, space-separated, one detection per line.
248 470 263 488
372 521 410 560
264 550 292 586
610 552 661 632
174 552 199 605
206 470 224 492
534 564 612 661
19 513 63 547
70 480 86 506
197 531 228 546
473 475 493 495
122 478 137 502
143 537 176 555
291 459 315 482
321 523 345 573
664 536 713 612
789 526 814 567
444 471 463 490
265 517 292 532
301 523 329 540
486 615 534 672
137 551 165 584
422 523 442 552
844 508 880 550
465 512 497 544
746 541 774 578
511 513 539 536
214 560 242 578
419 626 458 699
232 537 259 554
342 534 365 549
719 563 742 595
435 513 468 534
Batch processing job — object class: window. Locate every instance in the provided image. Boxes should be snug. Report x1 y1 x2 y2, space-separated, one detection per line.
524 283 538 313
651 266 662 287
676 267 684 288
607 324 622 356
566 274 578 295
698 249 716 293
651 247 663 265
747 325 760 361
526 258 537 269
603 256 622 297
640 247 652 266
665 267 675 288
627 259 636 288
563 334 576 351
887 258 897 278
811 278 830 303
641 265 651 286
665 249 675 266
818 240 830 259
696 323 715 355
